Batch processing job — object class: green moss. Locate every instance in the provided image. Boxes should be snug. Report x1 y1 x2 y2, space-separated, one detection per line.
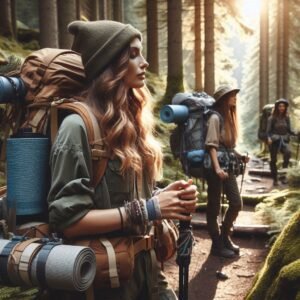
0 286 38 299
246 210 300 300
0 175 5 186
255 190 300 232
0 36 31 62
161 75 184 106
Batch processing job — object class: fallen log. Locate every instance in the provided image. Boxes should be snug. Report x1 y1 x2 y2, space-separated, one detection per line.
191 219 270 236
248 168 272 177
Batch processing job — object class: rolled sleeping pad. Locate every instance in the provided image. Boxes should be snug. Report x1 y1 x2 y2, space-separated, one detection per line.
187 150 206 165
0 76 26 103
6 133 50 215
160 104 189 123
31 244 96 292
0 239 21 285
0 239 11 284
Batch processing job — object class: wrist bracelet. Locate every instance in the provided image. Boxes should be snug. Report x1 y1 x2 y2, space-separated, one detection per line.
117 207 124 230
152 196 162 219
146 196 162 221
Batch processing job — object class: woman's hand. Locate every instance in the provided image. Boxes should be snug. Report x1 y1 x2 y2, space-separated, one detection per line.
162 178 193 192
215 168 228 180
156 179 198 221
267 137 272 145
242 155 250 163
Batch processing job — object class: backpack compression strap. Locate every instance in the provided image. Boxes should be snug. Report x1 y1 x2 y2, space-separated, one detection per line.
50 100 109 188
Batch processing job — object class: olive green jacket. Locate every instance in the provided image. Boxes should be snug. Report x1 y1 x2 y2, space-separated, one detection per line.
47 114 152 232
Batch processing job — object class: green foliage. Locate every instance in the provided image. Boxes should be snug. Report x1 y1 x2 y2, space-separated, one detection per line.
0 55 22 75
0 286 38 299
255 189 300 233
0 36 31 64
0 175 5 187
287 165 300 188
246 211 300 300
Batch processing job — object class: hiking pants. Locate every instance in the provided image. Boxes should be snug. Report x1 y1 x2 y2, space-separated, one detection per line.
269 141 291 181
205 171 242 239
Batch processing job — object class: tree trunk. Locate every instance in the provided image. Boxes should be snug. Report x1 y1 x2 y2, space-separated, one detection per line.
112 0 123 22
163 0 184 105
195 0 203 90
76 0 81 19
57 0 77 49
204 0 214 95
38 0 59 48
11 0 16 38
146 0 159 74
99 0 108 19
276 0 289 99
259 0 269 110
0 0 14 38
91 0 99 20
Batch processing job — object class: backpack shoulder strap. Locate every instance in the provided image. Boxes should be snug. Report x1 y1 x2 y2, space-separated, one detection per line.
50 99 109 188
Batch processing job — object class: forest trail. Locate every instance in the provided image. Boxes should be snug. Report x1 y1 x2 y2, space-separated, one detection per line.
164 156 288 300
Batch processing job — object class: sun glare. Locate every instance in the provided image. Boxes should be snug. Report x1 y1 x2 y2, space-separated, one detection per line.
239 0 261 25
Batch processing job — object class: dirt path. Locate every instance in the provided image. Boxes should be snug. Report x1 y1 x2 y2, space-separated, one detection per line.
163 156 283 300
164 227 269 300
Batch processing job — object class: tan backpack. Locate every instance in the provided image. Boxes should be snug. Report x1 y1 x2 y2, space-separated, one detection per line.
1 48 108 187
1 49 177 292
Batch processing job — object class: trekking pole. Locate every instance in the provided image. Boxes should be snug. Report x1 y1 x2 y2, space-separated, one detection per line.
239 152 248 194
176 191 194 300
176 219 193 300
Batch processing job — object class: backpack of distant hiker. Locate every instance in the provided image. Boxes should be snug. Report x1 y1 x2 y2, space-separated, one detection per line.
160 91 219 178
258 103 274 142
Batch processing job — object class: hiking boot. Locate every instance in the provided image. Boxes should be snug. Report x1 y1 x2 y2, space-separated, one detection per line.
222 235 240 254
210 237 235 258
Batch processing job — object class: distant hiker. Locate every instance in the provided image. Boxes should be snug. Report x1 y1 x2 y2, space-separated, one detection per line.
267 98 295 186
47 20 197 299
205 85 249 258
257 103 274 151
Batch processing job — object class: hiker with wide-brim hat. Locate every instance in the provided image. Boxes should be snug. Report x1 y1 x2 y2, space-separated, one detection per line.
267 98 296 186
213 85 240 103
47 20 198 299
204 85 249 258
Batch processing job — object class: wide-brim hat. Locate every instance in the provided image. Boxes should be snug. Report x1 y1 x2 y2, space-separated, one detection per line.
275 98 289 107
213 85 240 103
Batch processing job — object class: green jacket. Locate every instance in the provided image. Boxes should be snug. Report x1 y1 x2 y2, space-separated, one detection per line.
47 114 152 232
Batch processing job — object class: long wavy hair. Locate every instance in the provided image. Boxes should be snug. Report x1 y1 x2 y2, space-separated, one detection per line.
85 46 162 181
213 94 238 147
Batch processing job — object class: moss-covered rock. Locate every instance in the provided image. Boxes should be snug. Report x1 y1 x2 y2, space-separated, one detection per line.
246 210 300 300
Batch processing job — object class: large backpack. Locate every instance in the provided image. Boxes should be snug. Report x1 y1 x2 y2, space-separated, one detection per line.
160 91 218 178
257 103 274 142
0 48 108 219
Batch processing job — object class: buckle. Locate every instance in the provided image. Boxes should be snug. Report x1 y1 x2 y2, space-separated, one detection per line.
144 235 154 251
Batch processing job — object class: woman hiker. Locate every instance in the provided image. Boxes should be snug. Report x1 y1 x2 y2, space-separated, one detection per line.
47 20 198 299
204 85 249 258
267 98 296 186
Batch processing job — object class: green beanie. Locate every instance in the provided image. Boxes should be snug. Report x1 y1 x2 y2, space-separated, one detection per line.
68 20 142 82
